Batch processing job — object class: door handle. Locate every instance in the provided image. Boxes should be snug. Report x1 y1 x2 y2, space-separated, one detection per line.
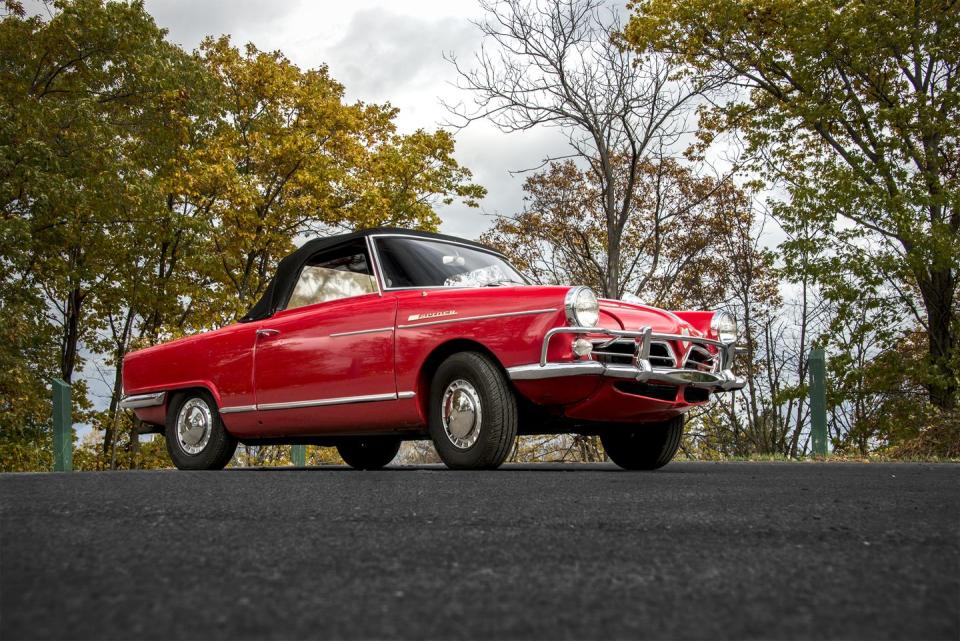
256 328 280 338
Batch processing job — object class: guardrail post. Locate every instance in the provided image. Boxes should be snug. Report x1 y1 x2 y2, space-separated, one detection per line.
52 378 73 472
808 348 828 457
291 444 306 467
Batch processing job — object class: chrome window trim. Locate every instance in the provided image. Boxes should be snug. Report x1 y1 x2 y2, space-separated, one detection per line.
119 391 166 409
397 308 558 329
369 234 531 290
218 391 416 414
328 326 394 338
365 235 386 296
371 233 511 259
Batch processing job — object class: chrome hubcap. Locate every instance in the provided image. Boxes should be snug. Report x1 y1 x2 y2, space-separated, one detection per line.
177 398 212 455
441 379 482 449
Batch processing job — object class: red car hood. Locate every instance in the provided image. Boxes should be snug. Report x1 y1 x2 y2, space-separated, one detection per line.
597 298 698 336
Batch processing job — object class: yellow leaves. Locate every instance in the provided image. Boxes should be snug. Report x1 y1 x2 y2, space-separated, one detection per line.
173 36 483 324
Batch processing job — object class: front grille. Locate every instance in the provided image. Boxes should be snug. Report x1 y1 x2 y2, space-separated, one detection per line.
683 345 719 373
591 339 676 368
591 338 636 365
649 342 675 368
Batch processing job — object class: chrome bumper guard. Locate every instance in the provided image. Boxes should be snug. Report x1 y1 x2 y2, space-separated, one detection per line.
506 326 746 391
118 391 166 409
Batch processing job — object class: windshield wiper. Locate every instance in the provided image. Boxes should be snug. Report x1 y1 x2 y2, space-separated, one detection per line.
482 279 523 287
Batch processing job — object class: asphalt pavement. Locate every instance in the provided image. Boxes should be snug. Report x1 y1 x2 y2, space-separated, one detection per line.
1 462 957 640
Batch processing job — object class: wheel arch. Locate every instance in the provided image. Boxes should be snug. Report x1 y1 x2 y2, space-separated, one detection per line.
161 383 223 421
414 338 508 420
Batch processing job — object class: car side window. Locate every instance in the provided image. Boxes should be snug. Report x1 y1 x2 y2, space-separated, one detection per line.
285 241 377 310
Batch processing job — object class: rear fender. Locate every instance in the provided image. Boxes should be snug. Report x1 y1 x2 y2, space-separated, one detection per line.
127 381 223 427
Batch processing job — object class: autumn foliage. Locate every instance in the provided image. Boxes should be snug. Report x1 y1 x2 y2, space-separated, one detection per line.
0 0 483 469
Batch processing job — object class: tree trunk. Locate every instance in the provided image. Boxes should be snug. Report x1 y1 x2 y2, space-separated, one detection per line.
917 266 957 410
599 153 621 299
59 287 84 383
103 308 136 461
129 418 141 470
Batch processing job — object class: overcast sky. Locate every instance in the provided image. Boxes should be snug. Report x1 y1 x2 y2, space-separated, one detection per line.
144 0 573 241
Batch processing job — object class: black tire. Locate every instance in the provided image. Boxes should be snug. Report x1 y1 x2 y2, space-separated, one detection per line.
337 437 401 470
429 351 517 470
600 415 684 470
164 390 237 470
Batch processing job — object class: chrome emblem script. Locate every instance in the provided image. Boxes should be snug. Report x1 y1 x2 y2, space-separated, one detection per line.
407 310 457 322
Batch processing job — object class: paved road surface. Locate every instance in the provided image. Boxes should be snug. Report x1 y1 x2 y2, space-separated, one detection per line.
1 462 958 640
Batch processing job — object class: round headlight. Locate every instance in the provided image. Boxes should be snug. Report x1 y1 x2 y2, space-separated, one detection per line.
565 286 599 327
711 311 738 343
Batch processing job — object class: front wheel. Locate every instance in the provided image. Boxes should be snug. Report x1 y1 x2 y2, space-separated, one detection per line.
600 415 684 470
165 390 237 470
337 437 401 470
429 351 518 470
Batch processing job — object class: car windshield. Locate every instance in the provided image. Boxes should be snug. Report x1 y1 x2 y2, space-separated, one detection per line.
374 236 529 289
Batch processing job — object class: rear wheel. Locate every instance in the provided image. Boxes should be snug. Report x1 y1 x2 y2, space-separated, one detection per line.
600 415 684 470
337 437 401 470
429 351 517 470
165 391 237 470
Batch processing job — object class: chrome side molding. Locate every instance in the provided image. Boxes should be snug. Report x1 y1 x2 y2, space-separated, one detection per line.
397 308 557 329
219 404 257 415
220 391 417 414
329 326 394 338
118 391 166 409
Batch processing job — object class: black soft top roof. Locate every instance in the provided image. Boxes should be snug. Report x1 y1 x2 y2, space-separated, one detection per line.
241 227 497 322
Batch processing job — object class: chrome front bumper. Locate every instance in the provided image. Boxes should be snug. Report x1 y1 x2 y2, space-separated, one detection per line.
506 326 746 391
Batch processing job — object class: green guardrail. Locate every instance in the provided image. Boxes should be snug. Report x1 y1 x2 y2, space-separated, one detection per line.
808 348 828 458
52 378 73 472
291 444 306 467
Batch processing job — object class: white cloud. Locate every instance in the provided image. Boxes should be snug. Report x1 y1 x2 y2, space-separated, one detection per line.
141 0 574 240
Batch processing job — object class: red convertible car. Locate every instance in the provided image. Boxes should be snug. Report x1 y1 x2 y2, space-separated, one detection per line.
121 228 744 471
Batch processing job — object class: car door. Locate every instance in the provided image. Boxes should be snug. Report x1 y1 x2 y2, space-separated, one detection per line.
251 239 398 434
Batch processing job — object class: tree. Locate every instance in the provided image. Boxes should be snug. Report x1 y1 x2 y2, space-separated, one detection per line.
1 3 486 470
0 0 207 386
482 156 754 308
0 284 60 471
181 37 486 328
448 0 719 298
624 0 960 409
0 0 211 463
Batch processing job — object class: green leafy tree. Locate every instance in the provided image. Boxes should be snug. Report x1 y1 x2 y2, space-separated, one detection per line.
624 0 960 410
0 0 207 385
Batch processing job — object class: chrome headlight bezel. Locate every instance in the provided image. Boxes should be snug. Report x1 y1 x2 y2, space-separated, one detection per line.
565 286 599 327
711 310 738 344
